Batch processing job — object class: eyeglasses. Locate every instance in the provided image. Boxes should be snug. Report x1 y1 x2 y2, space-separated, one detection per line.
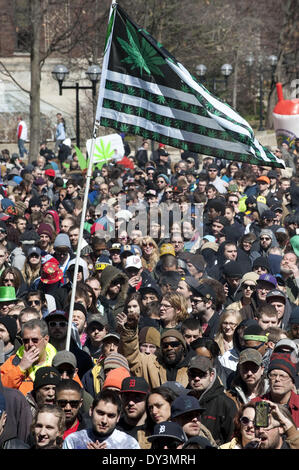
162 341 181 349
57 400 81 408
28 300 41 306
48 321 68 328
160 303 173 310
240 416 254 426
268 372 290 382
242 284 255 291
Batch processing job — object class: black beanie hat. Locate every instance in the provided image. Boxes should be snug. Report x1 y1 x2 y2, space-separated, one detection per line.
252 256 270 270
72 302 88 318
33 366 61 390
0 315 17 343
223 261 243 278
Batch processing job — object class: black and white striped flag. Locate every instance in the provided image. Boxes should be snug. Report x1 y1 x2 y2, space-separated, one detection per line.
96 3 285 169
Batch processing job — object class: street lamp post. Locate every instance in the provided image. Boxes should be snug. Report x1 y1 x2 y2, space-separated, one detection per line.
195 63 233 94
245 53 277 132
52 64 101 148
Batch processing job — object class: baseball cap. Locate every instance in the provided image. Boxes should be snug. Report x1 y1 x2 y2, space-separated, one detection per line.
159 243 175 257
188 356 213 372
27 246 42 258
147 421 187 444
257 273 277 288
125 255 142 270
44 310 68 322
87 314 106 328
52 351 77 369
102 332 120 342
238 348 263 366
182 436 215 449
171 395 204 419
274 338 298 353
109 243 121 252
257 176 270 184
121 376 150 394
266 289 286 303
196 283 216 301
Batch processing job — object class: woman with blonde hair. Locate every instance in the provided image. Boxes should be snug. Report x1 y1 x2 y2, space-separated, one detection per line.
159 292 189 332
21 247 42 288
214 309 243 356
140 236 160 273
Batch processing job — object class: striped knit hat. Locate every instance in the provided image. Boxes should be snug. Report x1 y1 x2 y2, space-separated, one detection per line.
268 352 296 382
103 352 130 372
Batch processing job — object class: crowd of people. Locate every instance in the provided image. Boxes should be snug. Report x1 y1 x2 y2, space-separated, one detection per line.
0 132 298 451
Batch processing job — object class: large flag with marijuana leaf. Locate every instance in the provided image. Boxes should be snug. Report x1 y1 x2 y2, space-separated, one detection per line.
95 4 284 168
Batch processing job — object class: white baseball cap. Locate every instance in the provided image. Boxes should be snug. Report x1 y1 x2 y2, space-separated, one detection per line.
125 255 142 270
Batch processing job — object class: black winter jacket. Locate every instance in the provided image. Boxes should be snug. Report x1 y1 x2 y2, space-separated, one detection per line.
189 374 237 446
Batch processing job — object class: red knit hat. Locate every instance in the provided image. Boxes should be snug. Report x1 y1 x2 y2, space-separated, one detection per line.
102 367 131 391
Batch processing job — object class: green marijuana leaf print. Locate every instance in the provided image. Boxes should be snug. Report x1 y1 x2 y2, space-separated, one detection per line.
117 20 165 77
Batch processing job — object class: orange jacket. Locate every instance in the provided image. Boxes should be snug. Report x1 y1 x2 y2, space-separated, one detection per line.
0 343 57 396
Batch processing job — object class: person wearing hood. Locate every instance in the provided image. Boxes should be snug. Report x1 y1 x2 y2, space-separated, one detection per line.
117 311 195 389
53 232 74 283
0 315 21 365
62 257 90 295
250 228 279 262
226 348 268 411
186 355 237 445
99 265 129 330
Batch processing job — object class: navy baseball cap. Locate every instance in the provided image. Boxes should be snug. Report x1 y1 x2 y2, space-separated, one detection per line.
147 421 187 443
171 395 204 419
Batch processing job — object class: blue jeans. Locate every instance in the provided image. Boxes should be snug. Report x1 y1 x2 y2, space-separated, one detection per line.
18 139 28 159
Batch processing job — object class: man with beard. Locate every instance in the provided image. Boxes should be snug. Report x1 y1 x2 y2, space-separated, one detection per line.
279 251 299 304
62 389 140 449
117 311 194 388
117 376 152 449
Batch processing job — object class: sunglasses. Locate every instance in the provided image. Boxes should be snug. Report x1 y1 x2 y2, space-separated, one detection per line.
23 337 42 345
242 284 255 291
57 400 81 408
48 321 68 328
161 341 181 349
188 369 209 379
240 416 254 426
28 300 41 306
0 229 6 233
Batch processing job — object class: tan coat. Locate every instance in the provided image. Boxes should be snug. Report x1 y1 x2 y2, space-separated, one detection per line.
119 326 189 389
